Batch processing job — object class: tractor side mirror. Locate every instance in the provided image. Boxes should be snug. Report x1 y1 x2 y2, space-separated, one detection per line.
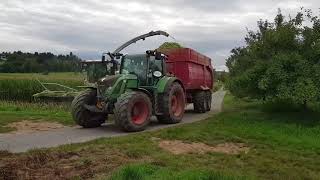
102 55 106 62
155 52 163 60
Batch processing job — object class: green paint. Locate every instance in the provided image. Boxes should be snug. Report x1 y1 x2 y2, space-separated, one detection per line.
105 74 138 99
156 76 176 93
126 79 138 88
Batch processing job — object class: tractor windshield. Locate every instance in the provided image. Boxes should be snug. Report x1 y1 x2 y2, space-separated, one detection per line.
121 55 148 84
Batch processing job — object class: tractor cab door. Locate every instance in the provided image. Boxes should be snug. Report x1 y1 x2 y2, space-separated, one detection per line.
147 56 164 86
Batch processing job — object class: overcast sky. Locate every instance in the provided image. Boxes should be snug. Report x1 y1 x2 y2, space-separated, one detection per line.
0 0 318 71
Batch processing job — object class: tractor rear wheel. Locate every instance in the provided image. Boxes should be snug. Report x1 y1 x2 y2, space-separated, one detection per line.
193 91 206 113
71 89 106 128
157 83 185 124
114 91 152 132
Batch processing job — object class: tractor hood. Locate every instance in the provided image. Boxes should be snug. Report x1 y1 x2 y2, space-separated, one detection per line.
98 74 121 88
98 73 139 96
98 74 138 86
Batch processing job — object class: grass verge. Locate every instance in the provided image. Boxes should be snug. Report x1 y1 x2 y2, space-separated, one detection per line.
0 101 73 133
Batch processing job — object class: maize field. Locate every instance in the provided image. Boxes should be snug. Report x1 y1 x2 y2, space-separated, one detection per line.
0 73 85 101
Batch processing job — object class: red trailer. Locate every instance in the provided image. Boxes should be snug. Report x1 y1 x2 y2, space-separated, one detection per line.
164 48 214 113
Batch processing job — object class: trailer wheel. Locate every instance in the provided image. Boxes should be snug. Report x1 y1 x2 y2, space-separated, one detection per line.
157 83 185 124
114 91 152 132
205 91 212 111
71 89 106 128
193 91 206 113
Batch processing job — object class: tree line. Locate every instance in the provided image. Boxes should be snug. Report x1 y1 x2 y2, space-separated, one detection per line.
0 51 82 73
226 9 320 109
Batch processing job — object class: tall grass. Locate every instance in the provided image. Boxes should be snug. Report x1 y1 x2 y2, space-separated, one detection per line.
0 73 85 101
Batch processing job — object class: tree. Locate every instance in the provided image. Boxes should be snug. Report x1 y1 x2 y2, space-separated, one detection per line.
226 9 320 108
0 51 82 73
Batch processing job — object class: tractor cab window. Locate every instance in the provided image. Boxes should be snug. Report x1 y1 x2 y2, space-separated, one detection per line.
121 55 148 85
85 63 107 83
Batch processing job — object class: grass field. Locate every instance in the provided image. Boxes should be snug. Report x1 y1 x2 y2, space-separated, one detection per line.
1 93 320 179
0 72 85 101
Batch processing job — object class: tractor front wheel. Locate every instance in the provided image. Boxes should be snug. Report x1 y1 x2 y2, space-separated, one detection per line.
114 91 152 132
71 89 106 128
157 83 185 124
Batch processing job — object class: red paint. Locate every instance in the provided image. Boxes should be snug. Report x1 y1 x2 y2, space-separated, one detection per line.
171 90 184 116
164 48 214 91
131 100 149 125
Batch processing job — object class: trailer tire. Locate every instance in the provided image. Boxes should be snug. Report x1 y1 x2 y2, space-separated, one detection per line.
114 91 152 132
205 91 212 111
157 83 185 124
71 89 106 128
193 91 206 113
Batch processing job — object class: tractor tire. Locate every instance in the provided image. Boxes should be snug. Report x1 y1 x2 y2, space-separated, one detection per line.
114 91 152 132
157 83 185 124
71 89 106 128
193 91 206 113
205 91 212 111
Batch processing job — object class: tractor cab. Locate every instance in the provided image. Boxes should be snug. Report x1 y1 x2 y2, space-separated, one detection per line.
120 50 165 86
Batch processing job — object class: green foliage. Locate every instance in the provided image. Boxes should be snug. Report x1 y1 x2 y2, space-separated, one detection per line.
213 80 223 92
157 42 183 52
226 9 320 108
0 51 81 73
214 71 229 83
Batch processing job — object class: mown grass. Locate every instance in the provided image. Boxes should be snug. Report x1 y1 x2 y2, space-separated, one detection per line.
0 101 73 133
0 72 85 101
1 93 320 179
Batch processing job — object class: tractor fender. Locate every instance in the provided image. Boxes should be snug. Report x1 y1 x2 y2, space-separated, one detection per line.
156 76 185 94
132 88 153 99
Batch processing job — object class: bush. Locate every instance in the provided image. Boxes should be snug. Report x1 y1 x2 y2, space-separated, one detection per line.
226 9 320 109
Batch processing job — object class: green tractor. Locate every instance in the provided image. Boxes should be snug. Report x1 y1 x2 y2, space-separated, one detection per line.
71 31 186 132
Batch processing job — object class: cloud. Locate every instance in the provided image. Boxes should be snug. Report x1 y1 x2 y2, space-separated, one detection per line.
0 0 319 71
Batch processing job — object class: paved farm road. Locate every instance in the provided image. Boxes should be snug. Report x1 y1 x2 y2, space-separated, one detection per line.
0 90 226 153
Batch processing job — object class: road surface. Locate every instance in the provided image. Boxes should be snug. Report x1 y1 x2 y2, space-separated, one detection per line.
0 90 226 153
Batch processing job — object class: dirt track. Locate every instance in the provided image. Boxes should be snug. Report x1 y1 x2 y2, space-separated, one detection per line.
0 90 226 153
